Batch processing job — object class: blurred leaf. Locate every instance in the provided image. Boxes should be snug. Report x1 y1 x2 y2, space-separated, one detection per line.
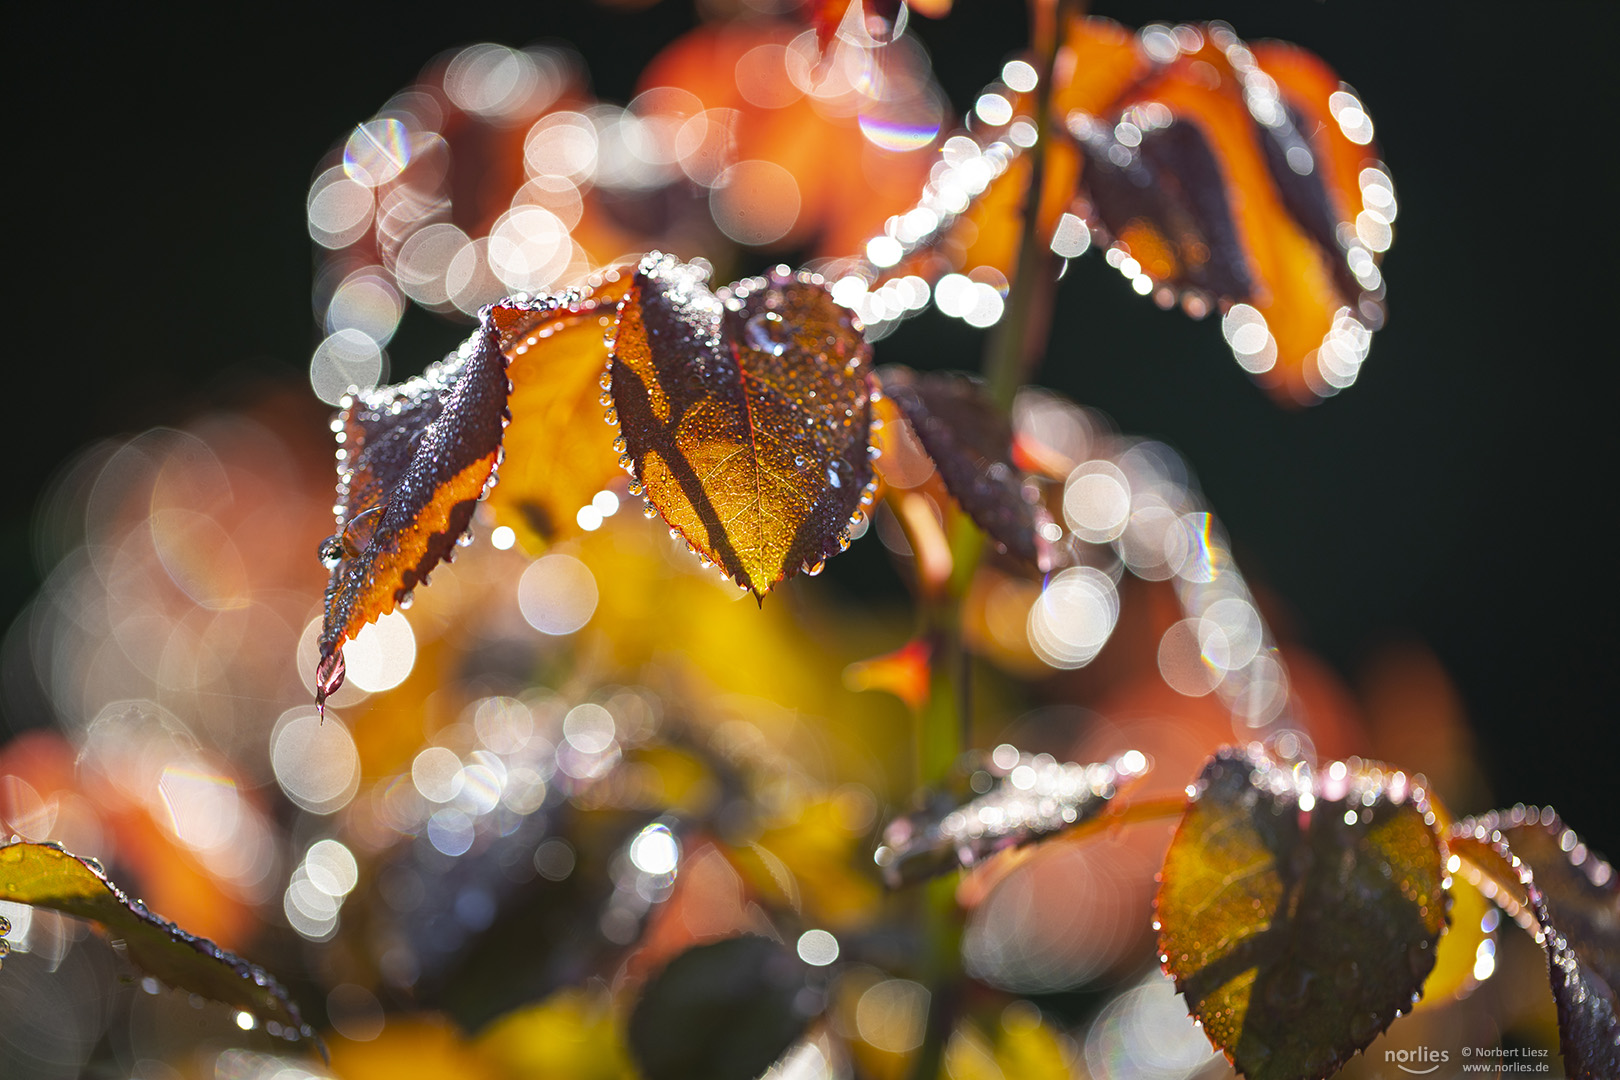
635 23 933 260
1449 809 1620 1079
627 934 814 1080
327 1013 497 1080
485 270 632 551
944 1005 1072 1080
316 315 509 708
0 840 315 1048
1156 748 1447 1080
391 807 653 1032
1417 873 1494 1006
877 367 1053 570
753 797 885 931
609 253 876 596
844 637 933 712
875 748 1146 888
476 986 635 1080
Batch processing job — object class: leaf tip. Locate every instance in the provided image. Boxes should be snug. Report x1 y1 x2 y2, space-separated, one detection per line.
314 645 346 714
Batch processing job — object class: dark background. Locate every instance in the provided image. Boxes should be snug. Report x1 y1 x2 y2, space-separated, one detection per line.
6 2 1615 848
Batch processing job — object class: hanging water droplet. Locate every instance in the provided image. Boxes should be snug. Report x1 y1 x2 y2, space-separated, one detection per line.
603 407 619 426
837 532 851 552
599 391 614 407
398 591 415 610
806 558 826 576
642 500 658 519
456 531 475 548
619 452 634 470
867 443 883 459
317 535 345 569
599 370 613 391
315 648 347 708
613 435 627 454
628 480 644 496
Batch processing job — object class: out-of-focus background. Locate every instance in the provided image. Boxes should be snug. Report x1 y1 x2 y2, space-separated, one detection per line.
0 3 1615 1078
7 1 1613 841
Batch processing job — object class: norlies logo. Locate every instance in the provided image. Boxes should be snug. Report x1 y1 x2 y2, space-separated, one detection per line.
1387 1046 1450 1074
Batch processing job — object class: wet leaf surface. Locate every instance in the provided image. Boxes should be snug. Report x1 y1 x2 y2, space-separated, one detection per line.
1449 809 1620 1079
1156 748 1447 1080
609 253 876 596
877 367 1053 570
875 748 1146 888
627 934 814 1080
316 314 510 708
0 841 316 1048
484 271 632 551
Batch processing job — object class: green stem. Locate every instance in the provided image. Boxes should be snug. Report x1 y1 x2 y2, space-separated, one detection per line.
907 9 1078 1075
984 2 1067 411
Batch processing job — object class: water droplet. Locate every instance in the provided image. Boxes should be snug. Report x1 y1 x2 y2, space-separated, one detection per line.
642 501 658 519
613 435 628 454
837 532 851 552
603 407 619 426
619 452 634 470
317 535 345 569
398 591 415 610
599 370 613 391
745 310 790 357
456 531 475 548
628 480 644 496
805 558 826 577
1406 940 1432 978
1348 1010 1380 1042
599 391 614 407
315 648 347 712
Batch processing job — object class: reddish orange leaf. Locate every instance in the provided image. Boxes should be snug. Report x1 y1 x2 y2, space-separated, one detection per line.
316 316 511 708
608 253 877 597
1058 21 1394 404
485 270 633 550
1449 810 1620 1079
903 19 1394 406
877 366 1054 570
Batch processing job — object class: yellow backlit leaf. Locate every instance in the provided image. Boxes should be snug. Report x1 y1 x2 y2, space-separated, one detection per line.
1156 748 1447 1080
485 270 632 551
0 841 315 1048
609 253 877 596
